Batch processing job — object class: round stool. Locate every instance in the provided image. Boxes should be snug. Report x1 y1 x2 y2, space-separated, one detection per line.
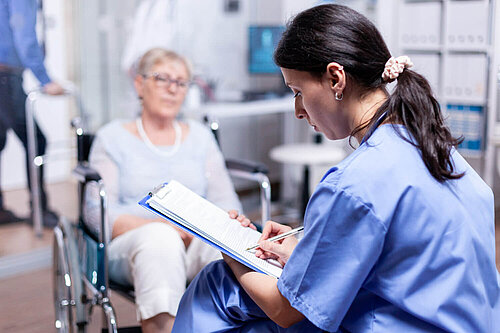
270 143 347 218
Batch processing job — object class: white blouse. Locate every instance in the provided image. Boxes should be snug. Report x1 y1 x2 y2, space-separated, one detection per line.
84 118 242 241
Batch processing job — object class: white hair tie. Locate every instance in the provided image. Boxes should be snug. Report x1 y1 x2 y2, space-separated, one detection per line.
382 55 414 82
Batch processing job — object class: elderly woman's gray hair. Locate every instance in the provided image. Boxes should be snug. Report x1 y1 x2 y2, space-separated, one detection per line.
136 48 192 79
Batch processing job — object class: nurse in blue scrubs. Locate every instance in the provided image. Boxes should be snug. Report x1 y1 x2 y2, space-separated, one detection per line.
173 4 500 332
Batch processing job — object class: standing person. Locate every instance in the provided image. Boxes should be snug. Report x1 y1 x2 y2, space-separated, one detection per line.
0 0 64 226
172 4 500 333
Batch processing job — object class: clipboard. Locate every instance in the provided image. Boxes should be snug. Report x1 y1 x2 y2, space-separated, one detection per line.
139 180 283 278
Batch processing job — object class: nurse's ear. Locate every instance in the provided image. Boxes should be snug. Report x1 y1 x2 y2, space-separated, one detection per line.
326 62 346 97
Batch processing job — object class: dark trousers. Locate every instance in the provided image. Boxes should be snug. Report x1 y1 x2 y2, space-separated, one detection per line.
0 70 48 211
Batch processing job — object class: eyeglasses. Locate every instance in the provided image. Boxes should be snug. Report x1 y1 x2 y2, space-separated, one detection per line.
142 72 191 90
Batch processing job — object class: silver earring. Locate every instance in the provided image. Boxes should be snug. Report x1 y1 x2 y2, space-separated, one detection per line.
335 92 343 101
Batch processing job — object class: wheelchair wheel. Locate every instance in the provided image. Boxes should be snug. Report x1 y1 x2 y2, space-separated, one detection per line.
102 301 119 333
53 218 87 333
53 226 75 332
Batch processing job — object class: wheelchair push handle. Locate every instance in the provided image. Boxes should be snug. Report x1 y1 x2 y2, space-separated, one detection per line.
25 82 87 237
26 82 88 122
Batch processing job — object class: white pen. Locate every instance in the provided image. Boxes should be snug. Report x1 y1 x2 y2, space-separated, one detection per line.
246 226 304 251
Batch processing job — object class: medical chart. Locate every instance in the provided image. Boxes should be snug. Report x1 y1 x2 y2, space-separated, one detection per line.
142 180 283 278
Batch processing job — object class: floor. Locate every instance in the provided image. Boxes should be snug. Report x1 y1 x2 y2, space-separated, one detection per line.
0 180 275 332
0 181 138 332
0 222 52 257
0 182 499 332
0 181 77 258
0 267 138 332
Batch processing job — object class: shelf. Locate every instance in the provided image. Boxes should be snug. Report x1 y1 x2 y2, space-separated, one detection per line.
401 46 442 53
393 0 496 184
446 46 490 54
492 123 500 139
442 99 488 106
402 46 490 54
403 0 443 3
458 149 484 159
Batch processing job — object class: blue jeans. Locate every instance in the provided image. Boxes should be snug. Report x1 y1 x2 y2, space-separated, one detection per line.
0 70 48 210
173 260 321 333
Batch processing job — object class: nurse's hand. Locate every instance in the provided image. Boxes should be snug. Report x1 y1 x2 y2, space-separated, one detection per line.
228 210 257 230
255 221 298 266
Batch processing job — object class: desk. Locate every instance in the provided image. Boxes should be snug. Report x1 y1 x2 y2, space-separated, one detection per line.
184 96 294 120
186 96 300 156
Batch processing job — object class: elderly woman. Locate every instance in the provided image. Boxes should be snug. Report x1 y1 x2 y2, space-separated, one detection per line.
85 48 242 333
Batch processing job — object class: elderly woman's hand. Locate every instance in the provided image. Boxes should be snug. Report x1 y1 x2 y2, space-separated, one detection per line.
228 210 257 230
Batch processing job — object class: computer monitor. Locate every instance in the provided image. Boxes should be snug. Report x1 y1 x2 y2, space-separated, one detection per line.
248 25 285 74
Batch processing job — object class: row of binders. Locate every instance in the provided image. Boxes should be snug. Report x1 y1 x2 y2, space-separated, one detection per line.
399 1 489 49
408 53 487 104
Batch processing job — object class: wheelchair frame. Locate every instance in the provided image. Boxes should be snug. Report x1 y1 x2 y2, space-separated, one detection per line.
25 89 116 332
52 115 123 332
51 113 272 332
26 87 88 236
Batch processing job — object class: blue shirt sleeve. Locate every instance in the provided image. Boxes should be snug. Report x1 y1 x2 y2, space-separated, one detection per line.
8 0 51 85
277 177 388 332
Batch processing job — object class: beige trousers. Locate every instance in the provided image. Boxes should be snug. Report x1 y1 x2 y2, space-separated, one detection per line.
108 222 221 321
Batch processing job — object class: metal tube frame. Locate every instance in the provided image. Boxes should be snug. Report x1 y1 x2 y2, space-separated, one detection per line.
78 178 116 333
76 178 110 293
26 90 43 236
26 87 86 236
53 226 74 331
207 115 272 226
228 169 271 225
97 180 110 295
102 301 118 333
71 112 116 329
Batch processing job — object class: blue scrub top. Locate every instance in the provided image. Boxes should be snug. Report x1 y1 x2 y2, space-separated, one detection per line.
278 124 500 332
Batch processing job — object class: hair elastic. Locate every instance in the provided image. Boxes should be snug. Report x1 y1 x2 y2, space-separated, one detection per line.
382 56 413 82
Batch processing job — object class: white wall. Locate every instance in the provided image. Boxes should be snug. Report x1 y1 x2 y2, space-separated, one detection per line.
77 0 315 125
1 0 380 193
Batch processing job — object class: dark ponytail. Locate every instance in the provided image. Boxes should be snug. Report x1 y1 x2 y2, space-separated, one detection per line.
274 4 463 182
377 70 464 182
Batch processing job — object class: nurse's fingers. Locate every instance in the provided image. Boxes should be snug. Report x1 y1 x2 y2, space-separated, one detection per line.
256 250 279 261
260 221 292 241
257 239 293 264
254 245 278 258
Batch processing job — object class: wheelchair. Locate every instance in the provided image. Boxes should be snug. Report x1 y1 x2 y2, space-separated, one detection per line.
52 116 272 332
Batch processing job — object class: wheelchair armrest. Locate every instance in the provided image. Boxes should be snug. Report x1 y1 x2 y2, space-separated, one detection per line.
225 158 268 175
73 163 110 259
73 164 102 183
226 158 271 224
